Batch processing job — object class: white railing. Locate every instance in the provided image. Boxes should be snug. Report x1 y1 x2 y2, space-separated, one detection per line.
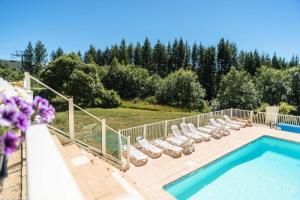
120 108 300 144
26 124 84 200
24 73 130 168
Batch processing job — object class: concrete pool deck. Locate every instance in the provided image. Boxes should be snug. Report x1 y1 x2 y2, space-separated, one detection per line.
122 126 300 200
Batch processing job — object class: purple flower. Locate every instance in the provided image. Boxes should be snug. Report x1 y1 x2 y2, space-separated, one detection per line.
39 105 55 123
1 131 19 156
14 113 29 132
0 107 18 127
3 98 16 106
19 102 34 117
12 96 22 106
32 96 49 110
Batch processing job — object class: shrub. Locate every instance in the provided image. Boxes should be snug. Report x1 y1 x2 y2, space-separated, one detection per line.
156 69 206 110
279 102 296 115
103 60 149 99
217 68 259 110
0 63 23 81
145 96 157 104
40 54 120 108
255 66 289 105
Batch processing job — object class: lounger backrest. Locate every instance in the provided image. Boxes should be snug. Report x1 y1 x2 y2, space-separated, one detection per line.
171 125 182 137
187 123 197 132
224 115 233 123
180 123 190 134
209 118 219 126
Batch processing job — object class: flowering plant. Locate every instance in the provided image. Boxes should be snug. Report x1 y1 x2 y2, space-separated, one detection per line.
0 95 55 156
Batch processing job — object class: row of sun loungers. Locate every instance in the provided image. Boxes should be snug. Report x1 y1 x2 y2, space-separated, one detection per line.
125 115 252 166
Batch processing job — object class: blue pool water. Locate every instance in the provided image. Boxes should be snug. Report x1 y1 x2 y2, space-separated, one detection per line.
164 136 300 200
277 123 300 134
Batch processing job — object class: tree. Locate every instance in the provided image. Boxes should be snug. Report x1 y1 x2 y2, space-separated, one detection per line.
142 37 152 71
153 40 168 76
289 55 299 67
119 39 128 64
184 41 191 69
216 38 238 89
84 45 97 64
156 69 206 110
202 46 216 100
289 67 300 113
102 61 150 99
176 38 186 69
127 43 134 65
95 49 103 66
134 42 143 66
191 43 198 70
40 54 120 107
50 47 64 61
23 41 34 73
102 47 111 65
0 62 23 81
255 66 289 105
34 40 47 73
217 68 259 109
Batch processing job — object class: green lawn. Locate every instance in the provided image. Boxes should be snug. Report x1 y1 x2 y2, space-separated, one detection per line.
53 105 200 132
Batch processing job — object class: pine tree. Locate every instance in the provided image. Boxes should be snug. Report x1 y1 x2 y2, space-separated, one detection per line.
127 43 134 65
170 39 178 70
142 37 152 70
176 38 186 69
216 38 238 90
184 41 191 69
191 43 198 70
202 46 216 100
77 51 82 60
95 49 103 66
289 55 300 67
50 47 64 61
110 45 119 63
272 53 281 69
119 39 128 64
102 47 111 65
23 41 34 73
84 45 97 64
153 40 169 76
134 42 143 66
34 40 47 74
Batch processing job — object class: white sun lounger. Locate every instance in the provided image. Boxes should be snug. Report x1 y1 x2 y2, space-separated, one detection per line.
187 123 210 141
166 137 186 147
137 138 163 158
127 146 148 166
209 118 231 136
209 118 231 129
217 118 240 130
171 125 191 143
224 115 247 127
154 140 182 158
201 125 222 139
180 123 203 143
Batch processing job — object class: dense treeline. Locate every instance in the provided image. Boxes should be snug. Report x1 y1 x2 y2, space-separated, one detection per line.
12 38 300 113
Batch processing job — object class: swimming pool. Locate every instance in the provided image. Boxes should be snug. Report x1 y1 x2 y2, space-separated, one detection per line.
277 123 300 134
164 136 300 200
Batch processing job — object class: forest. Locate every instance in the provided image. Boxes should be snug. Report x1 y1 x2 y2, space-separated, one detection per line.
1 38 300 114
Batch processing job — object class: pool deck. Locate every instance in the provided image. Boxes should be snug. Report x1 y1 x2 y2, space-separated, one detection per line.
122 126 300 200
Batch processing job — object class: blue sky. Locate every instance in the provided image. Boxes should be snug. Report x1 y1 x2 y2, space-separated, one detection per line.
0 0 299 60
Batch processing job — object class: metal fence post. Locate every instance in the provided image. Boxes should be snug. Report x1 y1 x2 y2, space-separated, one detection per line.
68 98 75 141
230 108 233 118
127 136 131 168
164 120 168 137
250 111 253 123
102 119 106 155
143 124 147 139
24 72 31 90
197 114 200 127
